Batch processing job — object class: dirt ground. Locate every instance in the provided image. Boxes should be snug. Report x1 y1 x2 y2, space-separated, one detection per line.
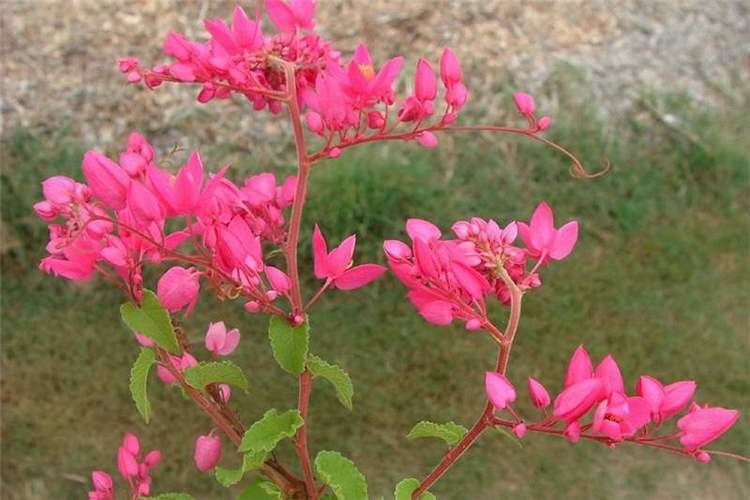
2 0 748 157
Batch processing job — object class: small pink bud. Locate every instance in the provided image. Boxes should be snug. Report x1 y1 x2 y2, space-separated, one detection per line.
329 147 342 159
417 131 439 148
415 58 437 102
367 111 385 129
564 421 581 443
527 377 551 409
439 47 462 86
244 301 261 313
266 290 279 301
91 471 113 491
538 116 552 130
134 332 154 347
513 422 527 438
513 92 536 115
157 266 200 313
218 384 231 403
194 434 222 472
305 111 324 134
292 314 305 326
465 318 482 331
143 450 162 468
117 447 138 478
485 372 517 410
695 451 711 463
122 433 140 455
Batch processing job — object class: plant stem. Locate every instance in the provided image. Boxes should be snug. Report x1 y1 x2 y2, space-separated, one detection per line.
412 266 524 498
155 348 299 495
279 58 318 499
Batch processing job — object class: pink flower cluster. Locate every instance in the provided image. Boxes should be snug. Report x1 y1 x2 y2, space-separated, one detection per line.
34 132 384 319
88 433 161 499
119 2 475 156
383 202 577 329
485 345 739 460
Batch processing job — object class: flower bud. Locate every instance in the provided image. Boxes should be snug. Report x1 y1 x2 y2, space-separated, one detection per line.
305 111 324 134
513 92 536 115
157 266 200 313
42 176 77 205
244 301 261 313
439 47 462 86
143 450 162 468
527 377 551 409
513 422 527 438
328 147 342 159
485 372 516 410
194 434 222 472
82 151 130 210
91 471 113 491
538 116 552 130
415 58 437 102
417 131 438 149
564 421 581 443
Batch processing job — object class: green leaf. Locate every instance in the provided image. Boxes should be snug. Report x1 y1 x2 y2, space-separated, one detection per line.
238 409 304 454
238 479 283 500
121 290 179 353
406 421 468 447
268 316 309 375
130 348 155 423
143 494 195 500
394 478 436 500
307 354 354 410
184 361 249 391
314 450 368 500
214 451 267 487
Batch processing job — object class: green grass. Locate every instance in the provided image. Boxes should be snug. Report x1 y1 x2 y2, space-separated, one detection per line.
2 88 749 499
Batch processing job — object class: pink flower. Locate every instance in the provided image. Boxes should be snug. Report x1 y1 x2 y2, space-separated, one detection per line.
341 44 403 108
564 421 581 443
194 434 223 471
265 0 315 32
414 58 437 103
417 131 439 148
147 151 204 215
594 354 624 397
553 377 604 422
636 376 696 423
485 372 517 410
156 353 198 384
439 48 462 87
82 151 130 210
312 225 387 290
513 91 536 115
88 471 114 500
528 377 551 408
513 422 527 438
265 266 291 294
677 405 739 451
564 345 594 388
517 202 579 261
204 321 240 356
128 181 164 223
592 393 651 441
157 266 200 313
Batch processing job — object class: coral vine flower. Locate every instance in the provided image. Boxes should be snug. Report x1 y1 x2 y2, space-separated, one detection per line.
157 266 200 313
517 202 579 262
205 321 241 356
636 376 696 423
528 377 551 408
88 471 114 500
115 433 160 497
485 372 517 410
591 393 651 441
194 433 223 471
312 225 386 290
677 405 739 451
265 0 316 32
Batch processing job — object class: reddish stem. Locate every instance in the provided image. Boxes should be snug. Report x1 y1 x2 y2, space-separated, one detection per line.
412 269 523 498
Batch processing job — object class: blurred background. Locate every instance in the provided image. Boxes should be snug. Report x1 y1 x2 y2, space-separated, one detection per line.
1 1 749 498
